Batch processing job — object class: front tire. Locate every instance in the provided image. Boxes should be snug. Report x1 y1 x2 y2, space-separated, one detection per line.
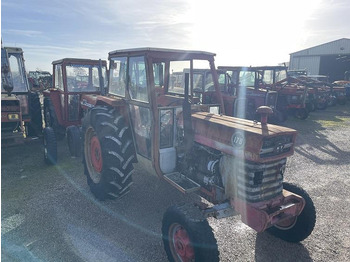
43 127 57 165
67 125 81 157
295 108 309 120
266 182 316 242
82 106 136 200
162 205 219 262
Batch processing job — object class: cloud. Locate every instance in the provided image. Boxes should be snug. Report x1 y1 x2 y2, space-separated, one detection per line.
3 30 43 37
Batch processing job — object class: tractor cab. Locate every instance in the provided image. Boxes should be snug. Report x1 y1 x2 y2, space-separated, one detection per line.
43 58 108 133
2 46 43 144
2 47 31 122
256 66 309 120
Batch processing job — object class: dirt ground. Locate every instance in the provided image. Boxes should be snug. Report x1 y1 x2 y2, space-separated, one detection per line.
2 103 350 262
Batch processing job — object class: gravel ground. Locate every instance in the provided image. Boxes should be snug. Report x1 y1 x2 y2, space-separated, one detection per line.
1 103 350 262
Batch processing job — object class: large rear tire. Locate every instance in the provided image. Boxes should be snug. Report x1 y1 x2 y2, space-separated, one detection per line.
82 106 136 200
43 127 57 165
27 92 43 137
266 182 316 242
44 98 65 140
162 205 219 262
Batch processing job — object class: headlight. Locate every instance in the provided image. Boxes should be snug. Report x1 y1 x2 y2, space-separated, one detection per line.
8 113 19 120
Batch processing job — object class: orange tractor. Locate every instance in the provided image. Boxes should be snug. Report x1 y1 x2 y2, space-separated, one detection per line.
80 48 316 261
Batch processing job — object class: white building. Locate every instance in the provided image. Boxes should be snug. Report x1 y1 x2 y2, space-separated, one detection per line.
289 38 350 81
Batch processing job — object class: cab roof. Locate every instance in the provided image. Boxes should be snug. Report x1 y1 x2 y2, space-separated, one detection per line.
52 58 107 65
108 47 216 60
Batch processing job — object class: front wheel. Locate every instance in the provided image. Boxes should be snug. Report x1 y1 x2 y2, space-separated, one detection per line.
43 127 57 165
67 125 81 157
295 108 309 120
82 106 136 200
266 182 316 242
162 205 219 262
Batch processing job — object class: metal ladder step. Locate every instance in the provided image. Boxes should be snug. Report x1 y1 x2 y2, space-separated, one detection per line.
164 172 201 193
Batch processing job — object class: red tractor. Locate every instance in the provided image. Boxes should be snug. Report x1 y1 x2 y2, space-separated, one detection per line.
42 58 107 164
1 46 43 146
256 66 309 120
80 48 316 261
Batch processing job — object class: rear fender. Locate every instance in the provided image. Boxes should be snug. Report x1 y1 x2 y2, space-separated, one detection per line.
81 94 129 123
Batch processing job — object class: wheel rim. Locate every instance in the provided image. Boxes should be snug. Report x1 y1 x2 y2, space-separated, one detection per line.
275 216 298 230
85 127 103 183
169 223 195 262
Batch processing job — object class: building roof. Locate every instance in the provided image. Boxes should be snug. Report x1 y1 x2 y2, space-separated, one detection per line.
290 38 350 56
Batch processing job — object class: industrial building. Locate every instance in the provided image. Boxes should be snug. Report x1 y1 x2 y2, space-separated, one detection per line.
289 38 350 82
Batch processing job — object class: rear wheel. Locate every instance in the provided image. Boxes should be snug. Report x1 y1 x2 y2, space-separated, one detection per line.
43 127 57 165
27 92 43 137
44 98 65 140
82 106 136 200
266 182 316 242
162 205 219 262
67 125 81 157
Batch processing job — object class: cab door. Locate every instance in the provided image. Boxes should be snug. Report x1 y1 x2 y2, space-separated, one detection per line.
127 56 153 159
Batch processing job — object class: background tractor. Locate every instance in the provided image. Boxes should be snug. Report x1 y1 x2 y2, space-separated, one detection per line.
217 66 282 123
1 46 42 146
42 58 107 164
80 48 316 262
28 70 52 92
256 66 310 120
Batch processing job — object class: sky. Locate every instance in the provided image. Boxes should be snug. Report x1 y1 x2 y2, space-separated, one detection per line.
1 0 350 72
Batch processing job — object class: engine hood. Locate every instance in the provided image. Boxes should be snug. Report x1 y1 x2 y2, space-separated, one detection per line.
191 112 297 163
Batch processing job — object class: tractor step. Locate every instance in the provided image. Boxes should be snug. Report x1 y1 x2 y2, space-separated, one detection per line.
164 172 201 193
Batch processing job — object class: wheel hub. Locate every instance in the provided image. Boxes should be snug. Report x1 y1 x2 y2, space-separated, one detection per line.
171 224 195 262
90 136 102 173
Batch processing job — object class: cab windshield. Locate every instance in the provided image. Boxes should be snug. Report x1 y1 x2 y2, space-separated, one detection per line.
66 64 107 92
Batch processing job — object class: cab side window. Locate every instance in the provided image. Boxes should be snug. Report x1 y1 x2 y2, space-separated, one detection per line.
54 64 64 91
129 56 148 102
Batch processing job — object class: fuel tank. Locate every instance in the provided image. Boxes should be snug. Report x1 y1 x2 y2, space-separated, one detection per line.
191 112 297 163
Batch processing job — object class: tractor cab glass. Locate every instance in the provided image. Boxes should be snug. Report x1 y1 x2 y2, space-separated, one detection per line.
66 64 107 93
1 48 14 94
239 70 256 87
4 52 28 93
262 70 274 85
275 68 287 82
109 57 127 97
128 56 148 102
